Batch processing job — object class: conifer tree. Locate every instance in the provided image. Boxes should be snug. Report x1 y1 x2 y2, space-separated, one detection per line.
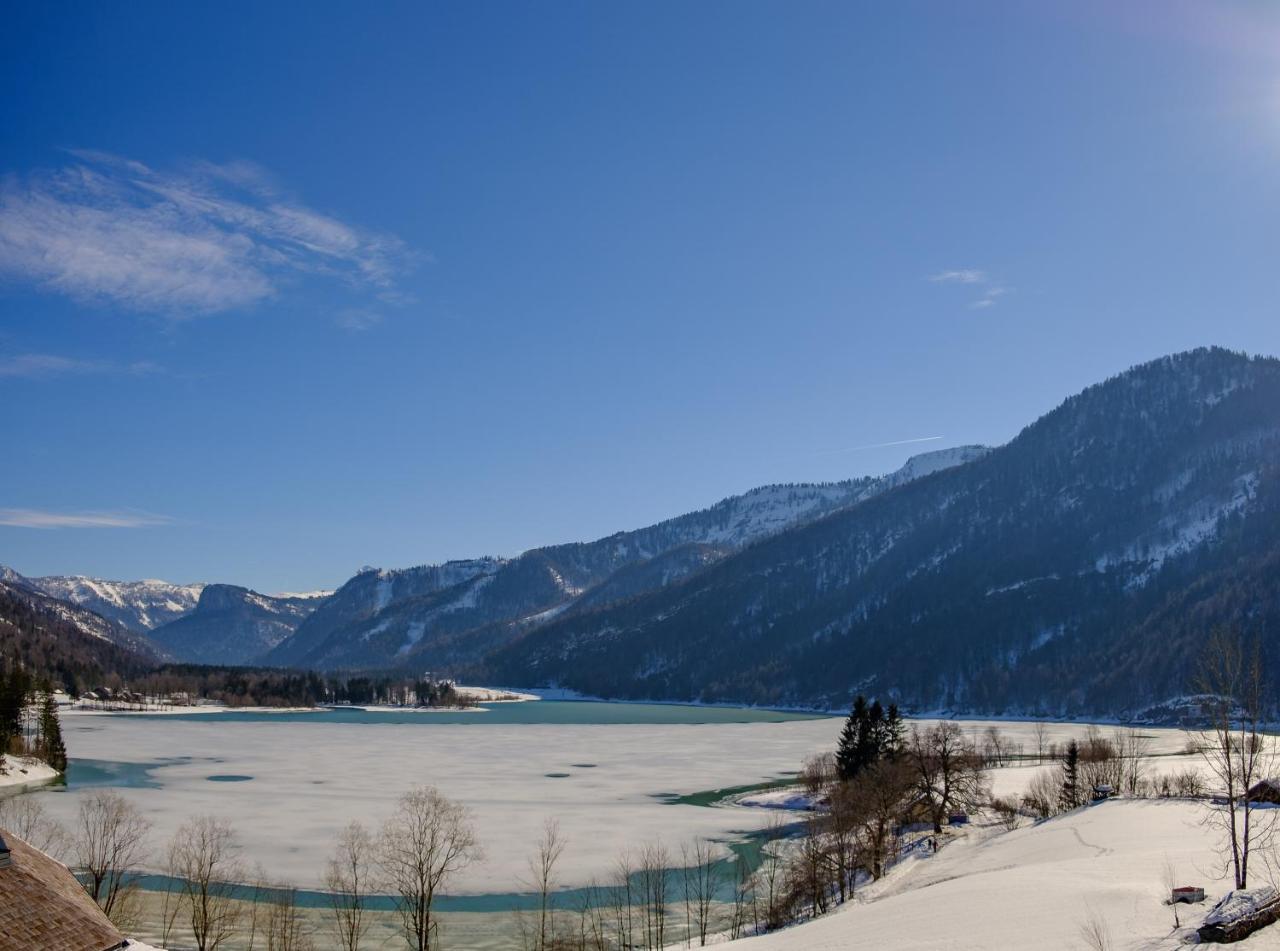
885 704 906 758
836 696 869 781
1060 738 1081 810
37 687 67 773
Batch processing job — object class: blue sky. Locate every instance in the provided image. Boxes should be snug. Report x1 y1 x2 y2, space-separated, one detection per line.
3 1 1279 592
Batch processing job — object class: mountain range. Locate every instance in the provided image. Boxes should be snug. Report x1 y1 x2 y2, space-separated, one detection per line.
5 347 1278 717
262 445 989 672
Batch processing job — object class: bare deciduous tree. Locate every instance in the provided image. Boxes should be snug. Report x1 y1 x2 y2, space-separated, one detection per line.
850 760 913 879
637 840 670 949
680 838 721 946
1192 628 1276 890
74 789 151 927
1160 854 1181 930
1022 767 1063 819
378 785 481 951
1115 727 1153 796
0 794 67 856
907 723 990 833
1078 907 1113 951
610 849 636 949
171 814 246 951
325 820 373 951
1033 721 1050 765
517 818 565 951
264 879 314 951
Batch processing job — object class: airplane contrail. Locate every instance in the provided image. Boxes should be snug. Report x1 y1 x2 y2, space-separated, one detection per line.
816 435 945 455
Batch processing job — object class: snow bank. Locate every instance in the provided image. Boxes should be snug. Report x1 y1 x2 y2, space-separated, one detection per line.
736 787 819 810
0 755 59 791
1205 886 1279 926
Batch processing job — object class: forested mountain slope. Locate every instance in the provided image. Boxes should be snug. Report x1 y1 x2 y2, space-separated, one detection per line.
148 585 327 666
0 580 160 691
267 449 986 671
481 348 1280 716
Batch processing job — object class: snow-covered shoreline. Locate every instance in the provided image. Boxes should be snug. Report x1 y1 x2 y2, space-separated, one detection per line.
0 754 60 792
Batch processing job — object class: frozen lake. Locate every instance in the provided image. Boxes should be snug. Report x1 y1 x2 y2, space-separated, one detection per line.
21 703 1197 901
33 701 841 894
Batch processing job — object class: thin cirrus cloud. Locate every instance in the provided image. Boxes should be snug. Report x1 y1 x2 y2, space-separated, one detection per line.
0 353 159 379
928 268 1012 310
0 150 412 317
0 508 174 529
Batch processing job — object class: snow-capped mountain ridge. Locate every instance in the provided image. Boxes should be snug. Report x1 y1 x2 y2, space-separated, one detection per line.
14 573 205 632
0 574 169 662
266 445 989 671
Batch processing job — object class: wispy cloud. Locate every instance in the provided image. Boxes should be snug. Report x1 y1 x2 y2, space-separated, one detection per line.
928 267 1012 310
0 353 159 379
335 308 384 332
817 435 944 455
929 269 987 285
0 508 174 529
0 151 411 316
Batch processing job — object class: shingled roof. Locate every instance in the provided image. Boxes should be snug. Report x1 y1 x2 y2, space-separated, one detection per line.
0 828 125 951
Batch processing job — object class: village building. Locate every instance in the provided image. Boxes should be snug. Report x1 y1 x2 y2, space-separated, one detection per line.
0 829 125 951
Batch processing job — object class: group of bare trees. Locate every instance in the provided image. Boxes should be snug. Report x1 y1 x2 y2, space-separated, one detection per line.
0 783 484 951
1194 629 1276 891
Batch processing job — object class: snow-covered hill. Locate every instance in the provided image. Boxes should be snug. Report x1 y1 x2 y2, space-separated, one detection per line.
728 799 1229 951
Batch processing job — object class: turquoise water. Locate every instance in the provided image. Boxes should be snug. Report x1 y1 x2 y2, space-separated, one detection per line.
145 699 823 726
60 757 192 789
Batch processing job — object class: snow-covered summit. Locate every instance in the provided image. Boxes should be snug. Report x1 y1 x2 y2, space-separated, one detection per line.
16 572 204 632
884 445 990 488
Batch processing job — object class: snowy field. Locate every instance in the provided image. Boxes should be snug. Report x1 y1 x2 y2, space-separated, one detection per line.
21 711 1202 901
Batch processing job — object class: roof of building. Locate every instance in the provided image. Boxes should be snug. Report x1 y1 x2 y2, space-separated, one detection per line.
0 828 125 951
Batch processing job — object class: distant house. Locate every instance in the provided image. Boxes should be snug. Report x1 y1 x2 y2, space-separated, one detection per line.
0 829 125 951
1246 780 1280 804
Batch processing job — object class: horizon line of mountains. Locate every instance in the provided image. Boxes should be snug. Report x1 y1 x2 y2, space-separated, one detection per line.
4 346 1278 717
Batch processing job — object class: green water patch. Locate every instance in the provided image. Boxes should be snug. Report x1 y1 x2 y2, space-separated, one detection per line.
667 776 799 808
51 757 195 791
207 774 253 783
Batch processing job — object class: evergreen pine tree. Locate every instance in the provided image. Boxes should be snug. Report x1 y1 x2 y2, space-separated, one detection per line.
37 687 67 773
885 703 906 759
1060 738 1081 810
867 699 886 760
836 696 869 781
0 665 26 764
